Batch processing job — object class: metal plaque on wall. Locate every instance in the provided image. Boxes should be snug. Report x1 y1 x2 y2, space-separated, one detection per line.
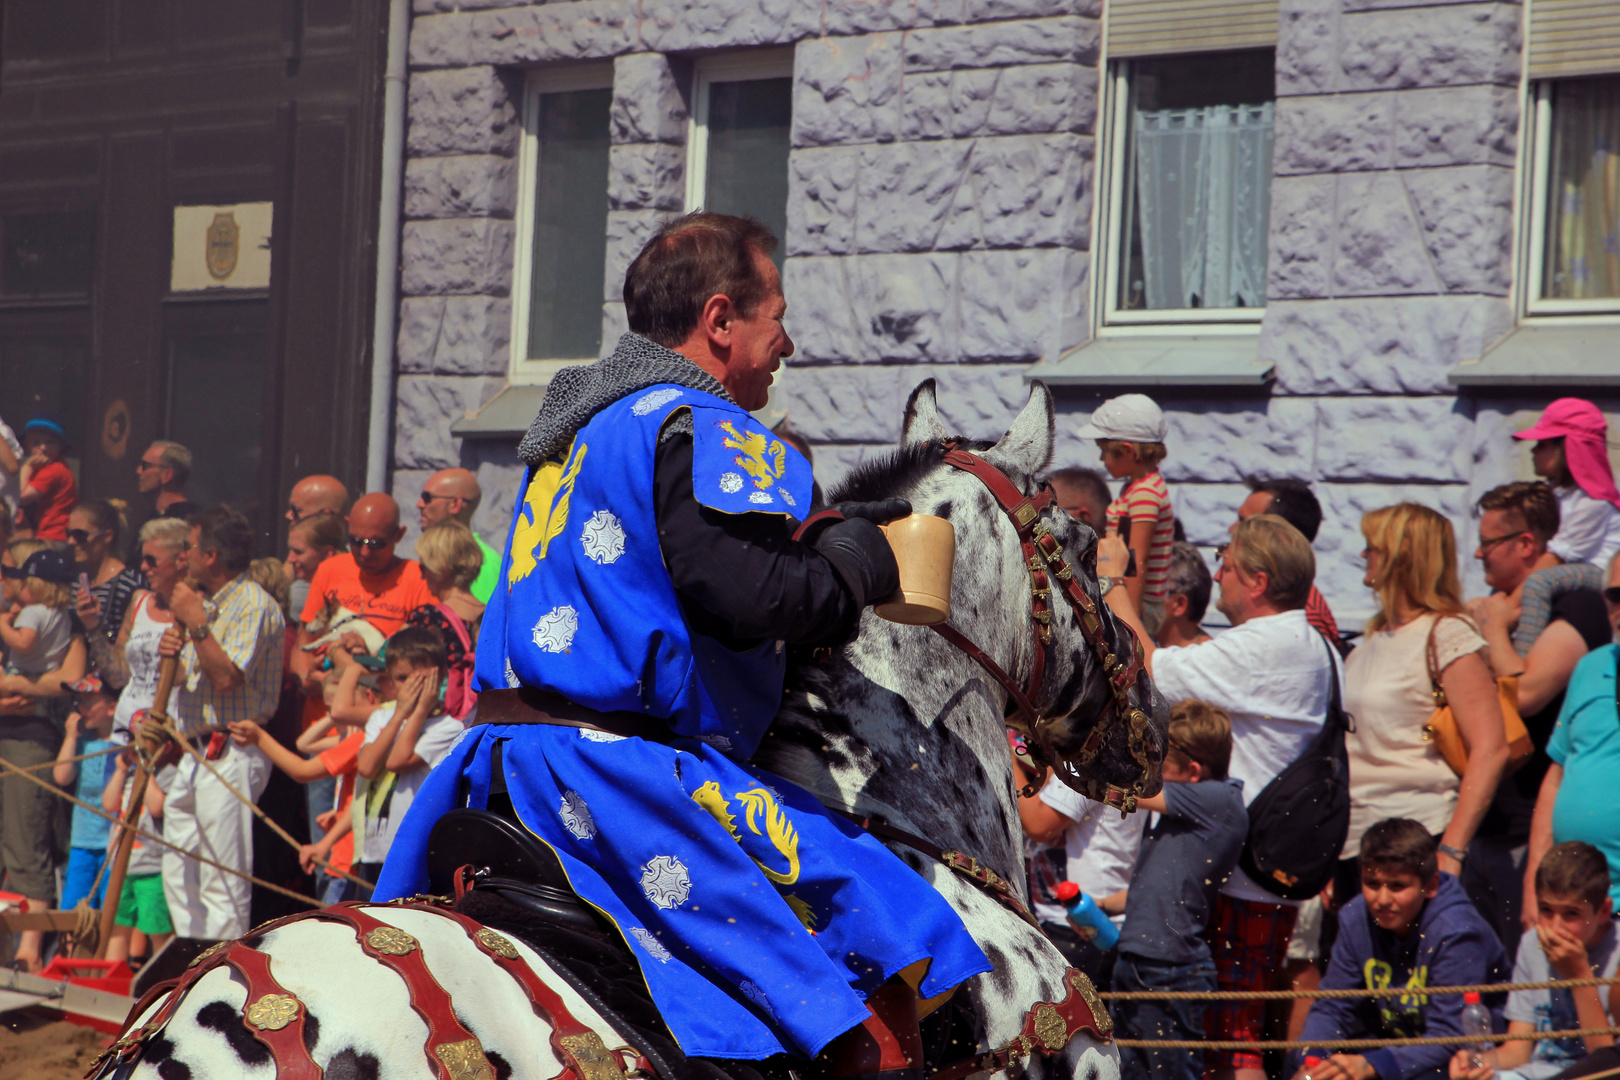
170 202 273 292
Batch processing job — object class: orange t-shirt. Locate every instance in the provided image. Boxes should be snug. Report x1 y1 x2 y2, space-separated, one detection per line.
299 553 435 639
317 730 366 874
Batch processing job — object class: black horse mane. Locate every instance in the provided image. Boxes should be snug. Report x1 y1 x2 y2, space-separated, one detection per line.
827 437 995 504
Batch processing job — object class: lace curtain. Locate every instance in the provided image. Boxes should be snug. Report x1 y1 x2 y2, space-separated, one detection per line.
1545 77 1620 300
1133 101 1274 310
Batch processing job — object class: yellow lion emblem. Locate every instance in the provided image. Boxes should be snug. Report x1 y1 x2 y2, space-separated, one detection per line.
718 420 786 491
508 439 587 587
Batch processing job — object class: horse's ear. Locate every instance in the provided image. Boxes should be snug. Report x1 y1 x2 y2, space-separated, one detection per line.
983 381 1055 478
901 379 949 447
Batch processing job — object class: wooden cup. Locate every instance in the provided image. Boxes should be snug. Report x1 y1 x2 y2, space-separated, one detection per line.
875 513 955 626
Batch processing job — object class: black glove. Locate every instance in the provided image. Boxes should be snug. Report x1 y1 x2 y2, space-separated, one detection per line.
830 498 912 526
814 517 901 611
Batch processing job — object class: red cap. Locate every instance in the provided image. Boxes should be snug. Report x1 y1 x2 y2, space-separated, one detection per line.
1463 991 1481 1004
1305 1057 1323 1068
1053 881 1080 902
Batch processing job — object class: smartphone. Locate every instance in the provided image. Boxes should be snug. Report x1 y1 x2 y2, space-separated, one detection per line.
78 572 91 595
1113 516 1138 578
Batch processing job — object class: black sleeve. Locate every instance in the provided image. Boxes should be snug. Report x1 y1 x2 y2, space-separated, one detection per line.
653 432 861 648
1549 589 1612 652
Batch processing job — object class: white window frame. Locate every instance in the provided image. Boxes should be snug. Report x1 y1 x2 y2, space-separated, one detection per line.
1093 60 1270 332
1520 79 1620 318
508 63 616 385
684 49 796 213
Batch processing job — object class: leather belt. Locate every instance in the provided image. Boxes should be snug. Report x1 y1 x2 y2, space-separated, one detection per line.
473 687 672 744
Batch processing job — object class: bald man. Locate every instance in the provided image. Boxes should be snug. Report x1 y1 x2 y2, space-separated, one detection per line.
417 468 498 603
292 493 435 684
284 474 351 618
286 475 349 525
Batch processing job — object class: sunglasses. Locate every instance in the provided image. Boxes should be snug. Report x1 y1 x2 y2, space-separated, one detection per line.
67 528 95 545
419 491 456 504
1605 586 1620 605
135 460 163 472
348 535 388 552
1476 531 1527 555
288 505 339 523
140 553 165 569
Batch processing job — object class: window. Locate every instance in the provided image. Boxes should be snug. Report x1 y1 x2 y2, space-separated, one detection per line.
1 210 95 298
1099 50 1275 325
510 66 613 380
1525 75 1620 313
686 51 794 264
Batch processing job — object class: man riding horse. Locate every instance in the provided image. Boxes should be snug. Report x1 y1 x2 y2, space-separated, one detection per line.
376 212 993 1076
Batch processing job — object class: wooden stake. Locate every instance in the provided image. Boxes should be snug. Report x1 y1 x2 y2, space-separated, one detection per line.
95 640 182 959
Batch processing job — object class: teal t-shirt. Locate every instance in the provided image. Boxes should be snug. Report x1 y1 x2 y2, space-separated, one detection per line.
1549 644 1620 903
71 737 116 850
471 534 499 604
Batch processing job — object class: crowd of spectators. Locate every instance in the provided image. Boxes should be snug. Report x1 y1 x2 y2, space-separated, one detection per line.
0 421 490 974
1024 393 1620 1080
1 390 1619 1080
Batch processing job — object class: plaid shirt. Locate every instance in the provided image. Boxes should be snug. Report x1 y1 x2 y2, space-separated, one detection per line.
175 574 286 738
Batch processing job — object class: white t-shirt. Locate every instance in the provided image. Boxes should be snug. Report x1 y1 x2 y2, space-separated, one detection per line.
352 704 464 864
1342 613 1487 857
1150 608 1340 905
1550 485 1620 572
1038 776 1146 899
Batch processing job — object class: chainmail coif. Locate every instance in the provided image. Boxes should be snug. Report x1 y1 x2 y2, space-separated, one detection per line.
516 333 734 465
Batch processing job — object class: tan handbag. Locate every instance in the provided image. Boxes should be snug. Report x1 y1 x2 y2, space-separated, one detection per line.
1422 614 1532 777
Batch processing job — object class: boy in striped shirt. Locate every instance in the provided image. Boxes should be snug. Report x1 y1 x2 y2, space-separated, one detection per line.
1077 394 1175 634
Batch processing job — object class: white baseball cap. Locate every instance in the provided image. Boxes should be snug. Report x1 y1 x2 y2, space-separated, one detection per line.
1073 394 1167 442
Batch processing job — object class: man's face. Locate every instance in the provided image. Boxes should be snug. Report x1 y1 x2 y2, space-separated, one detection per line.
1361 865 1437 937
287 490 327 525
1476 508 1536 593
184 525 216 584
417 480 462 530
348 514 401 575
723 251 793 412
1213 541 1257 625
1052 481 1106 531
136 446 169 494
1537 891 1613 948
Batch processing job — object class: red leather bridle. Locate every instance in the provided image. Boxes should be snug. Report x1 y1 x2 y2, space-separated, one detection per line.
929 440 1157 814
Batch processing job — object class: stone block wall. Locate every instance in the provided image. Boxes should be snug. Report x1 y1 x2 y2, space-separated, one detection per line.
391 0 1603 621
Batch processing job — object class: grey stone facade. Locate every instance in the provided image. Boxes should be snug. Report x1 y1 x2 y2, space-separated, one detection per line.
392 0 1615 623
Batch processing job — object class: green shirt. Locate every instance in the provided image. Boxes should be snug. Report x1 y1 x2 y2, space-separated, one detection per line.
471 534 500 604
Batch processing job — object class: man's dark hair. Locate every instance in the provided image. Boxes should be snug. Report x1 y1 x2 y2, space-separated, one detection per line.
1360 818 1438 882
1536 841 1611 909
385 625 449 673
1047 467 1111 518
187 505 254 575
1477 481 1561 546
1247 477 1323 542
624 211 779 347
1166 541 1212 622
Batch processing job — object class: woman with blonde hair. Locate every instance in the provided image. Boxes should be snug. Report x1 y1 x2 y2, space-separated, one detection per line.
1341 503 1510 888
405 521 484 719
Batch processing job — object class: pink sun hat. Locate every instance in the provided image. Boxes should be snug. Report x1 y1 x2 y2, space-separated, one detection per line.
1514 398 1620 508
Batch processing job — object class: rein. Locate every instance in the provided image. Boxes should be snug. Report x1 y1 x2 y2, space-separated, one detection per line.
931 441 1156 814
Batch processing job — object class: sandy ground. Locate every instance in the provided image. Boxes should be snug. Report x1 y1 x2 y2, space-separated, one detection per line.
0 1012 110 1080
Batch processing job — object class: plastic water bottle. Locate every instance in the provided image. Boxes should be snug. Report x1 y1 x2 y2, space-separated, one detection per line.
1053 881 1120 949
1461 991 1493 1069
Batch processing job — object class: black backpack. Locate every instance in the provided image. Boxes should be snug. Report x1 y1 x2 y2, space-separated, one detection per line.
1236 634 1352 902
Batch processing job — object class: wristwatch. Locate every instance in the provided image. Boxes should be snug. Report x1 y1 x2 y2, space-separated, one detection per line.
1098 576 1119 597
1437 842 1468 864
188 622 211 643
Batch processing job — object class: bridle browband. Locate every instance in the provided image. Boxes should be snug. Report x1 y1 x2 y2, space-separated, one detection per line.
930 439 1156 814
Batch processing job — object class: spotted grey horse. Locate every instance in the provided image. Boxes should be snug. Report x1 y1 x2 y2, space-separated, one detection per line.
94 380 1166 1080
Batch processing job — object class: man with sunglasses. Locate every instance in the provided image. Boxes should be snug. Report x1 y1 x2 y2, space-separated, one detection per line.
415 468 498 604
292 493 433 682
1464 481 1612 939
126 441 195 567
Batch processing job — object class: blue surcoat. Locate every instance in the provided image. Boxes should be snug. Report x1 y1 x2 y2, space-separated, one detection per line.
377 384 990 1060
